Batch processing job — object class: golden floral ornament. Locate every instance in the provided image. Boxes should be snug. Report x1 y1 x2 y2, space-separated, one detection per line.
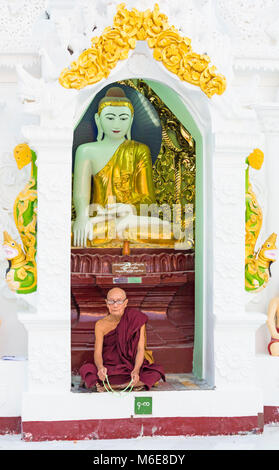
59 3 226 98
149 30 192 75
178 53 210 86
247 148 264 170
245 148 277 292
14 143 32 170
113 3 169 40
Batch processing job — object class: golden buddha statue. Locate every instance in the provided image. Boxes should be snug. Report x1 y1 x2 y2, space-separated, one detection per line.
72 87 177 248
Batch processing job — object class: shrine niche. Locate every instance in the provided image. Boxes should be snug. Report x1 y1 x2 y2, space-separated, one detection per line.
59 0 226 383
71 79 196 375
2 0 278 441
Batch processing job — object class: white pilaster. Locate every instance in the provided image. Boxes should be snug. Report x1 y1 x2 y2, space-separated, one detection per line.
213 132 266 390
18 125 74 393
253 104 279 304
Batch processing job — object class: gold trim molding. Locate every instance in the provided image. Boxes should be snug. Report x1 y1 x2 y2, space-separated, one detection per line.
59 3 226 98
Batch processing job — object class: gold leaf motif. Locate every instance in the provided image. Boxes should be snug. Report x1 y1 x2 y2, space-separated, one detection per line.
178 53 210 85
17 267 27 280
14 143 32 170
59 3 226 98
247 148 264 170
151 31 191 76
200 66 227 97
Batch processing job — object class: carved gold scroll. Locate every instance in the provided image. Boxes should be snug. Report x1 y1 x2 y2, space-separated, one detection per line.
59 3 226 98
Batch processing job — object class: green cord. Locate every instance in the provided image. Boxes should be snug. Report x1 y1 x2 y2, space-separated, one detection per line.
102 374 134 393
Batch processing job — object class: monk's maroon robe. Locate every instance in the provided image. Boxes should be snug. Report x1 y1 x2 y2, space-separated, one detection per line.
79 307 165 390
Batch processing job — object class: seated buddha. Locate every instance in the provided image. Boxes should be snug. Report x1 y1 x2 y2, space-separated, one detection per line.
72 87 180 248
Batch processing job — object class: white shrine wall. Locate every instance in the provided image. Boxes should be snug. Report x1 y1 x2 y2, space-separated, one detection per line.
0 0 279 436
1 0 279 362
0 46 264 426
0 63 41 358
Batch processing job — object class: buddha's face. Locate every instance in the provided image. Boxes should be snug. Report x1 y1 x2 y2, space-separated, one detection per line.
96 105 133 141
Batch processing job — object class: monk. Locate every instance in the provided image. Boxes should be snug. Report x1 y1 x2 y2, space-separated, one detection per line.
79 287 165 391
267 296 279 356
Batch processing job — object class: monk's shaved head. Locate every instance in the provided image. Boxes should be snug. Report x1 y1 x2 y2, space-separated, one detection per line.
106 287 128 316
107 287 126 299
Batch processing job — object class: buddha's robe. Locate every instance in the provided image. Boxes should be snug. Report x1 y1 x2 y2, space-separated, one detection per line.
92 140 156 213
79 307 165 390
88 140 175 246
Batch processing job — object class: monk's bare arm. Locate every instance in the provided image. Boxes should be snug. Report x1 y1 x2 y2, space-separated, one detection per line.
267 297 279 339
132 324 146 374
94 321 107 379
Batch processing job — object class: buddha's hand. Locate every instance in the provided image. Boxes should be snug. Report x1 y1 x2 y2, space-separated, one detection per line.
131 369 140 385
72 216 90 247
97 367 107 382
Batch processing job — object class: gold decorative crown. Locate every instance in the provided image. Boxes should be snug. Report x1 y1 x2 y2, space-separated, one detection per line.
59 3 226 98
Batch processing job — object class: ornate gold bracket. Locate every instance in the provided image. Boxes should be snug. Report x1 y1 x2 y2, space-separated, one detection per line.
245 149 277 292
2 144 37 294
59 3 226 98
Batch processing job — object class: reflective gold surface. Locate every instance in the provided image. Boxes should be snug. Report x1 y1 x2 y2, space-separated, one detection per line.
118 80 196 229
59 3 226 98
86 138 177 247
92 140 155 212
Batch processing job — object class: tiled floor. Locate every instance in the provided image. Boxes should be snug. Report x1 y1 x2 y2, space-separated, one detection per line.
71 373 213 393
158 373 213 391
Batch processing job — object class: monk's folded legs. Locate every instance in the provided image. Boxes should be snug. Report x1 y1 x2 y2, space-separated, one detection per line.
140 368 164 390
79 362 164 392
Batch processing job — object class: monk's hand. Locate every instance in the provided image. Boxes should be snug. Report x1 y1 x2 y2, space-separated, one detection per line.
131 369 140 385
97 367 107 382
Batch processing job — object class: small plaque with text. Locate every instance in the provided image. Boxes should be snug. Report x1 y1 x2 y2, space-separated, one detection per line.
112 262 146 275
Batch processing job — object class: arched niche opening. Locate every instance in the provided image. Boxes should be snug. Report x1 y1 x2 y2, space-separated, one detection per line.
70 77 213 388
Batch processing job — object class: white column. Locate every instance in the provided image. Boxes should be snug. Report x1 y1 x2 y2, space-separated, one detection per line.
252 105 279 409
18 126 73 393
253 104 279 303
213 132 266 390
